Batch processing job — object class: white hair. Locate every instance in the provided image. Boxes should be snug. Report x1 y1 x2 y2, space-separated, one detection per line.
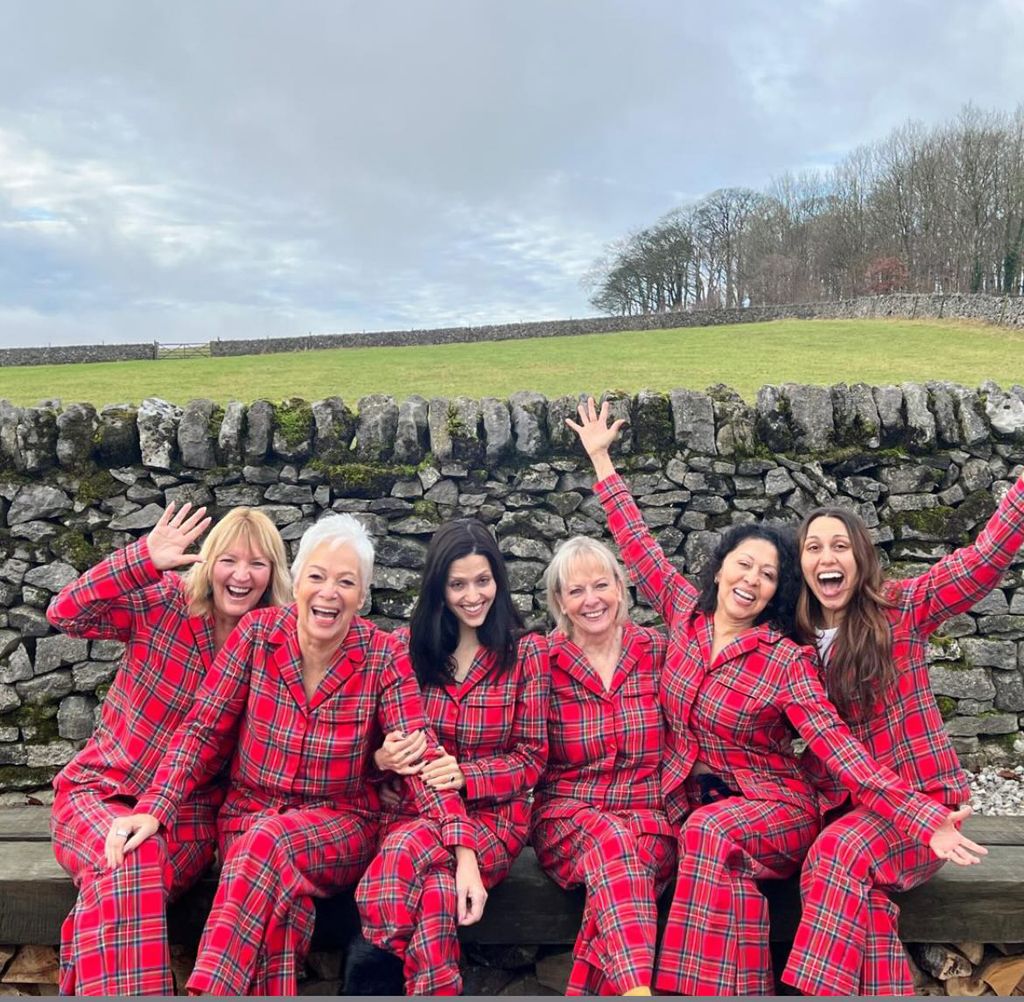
291 513 375 595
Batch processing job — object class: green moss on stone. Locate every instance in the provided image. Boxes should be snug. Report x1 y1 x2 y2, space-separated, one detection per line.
22 718 59 744
633 391 675 454
51 529 102 571
76 469 121 505
934 695 957 720
0 765 57 788
311 460 416 500
412 499 439 519
209 405 226 442
275 398 313 448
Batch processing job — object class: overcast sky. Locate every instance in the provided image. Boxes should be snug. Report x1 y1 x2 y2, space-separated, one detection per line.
1 0 1022 348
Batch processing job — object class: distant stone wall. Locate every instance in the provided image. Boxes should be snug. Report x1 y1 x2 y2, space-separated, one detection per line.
0 343 157 368
3 294 1022 368
3 378 1024 798
206 294 1024 356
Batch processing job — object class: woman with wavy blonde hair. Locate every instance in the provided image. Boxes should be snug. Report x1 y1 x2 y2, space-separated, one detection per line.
49 503 289 995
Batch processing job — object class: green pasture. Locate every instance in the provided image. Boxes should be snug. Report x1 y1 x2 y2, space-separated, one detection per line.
2 318 1022 408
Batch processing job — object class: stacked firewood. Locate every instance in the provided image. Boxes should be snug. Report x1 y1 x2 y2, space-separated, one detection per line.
910 942 1024 996
0 945 58 996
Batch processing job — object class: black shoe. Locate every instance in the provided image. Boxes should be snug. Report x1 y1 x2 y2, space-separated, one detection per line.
342 932 405 995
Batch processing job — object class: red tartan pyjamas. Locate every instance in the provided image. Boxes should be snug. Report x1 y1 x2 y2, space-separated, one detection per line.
47 537 225 996
533 810 676 996
593 473 954 996
137 610 471 997
785 806 940 996
357 813 512 995
51 788 214 996
357 632 549 996
189 806 377 996
532 625 676 995
784 476 1024 995
656 795 818 996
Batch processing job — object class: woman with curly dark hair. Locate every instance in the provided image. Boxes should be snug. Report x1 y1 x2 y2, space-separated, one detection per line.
569 396 982 997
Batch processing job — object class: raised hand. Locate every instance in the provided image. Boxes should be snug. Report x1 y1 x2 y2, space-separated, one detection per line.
565 397 624 480
929 806 988 866
146 502 213 572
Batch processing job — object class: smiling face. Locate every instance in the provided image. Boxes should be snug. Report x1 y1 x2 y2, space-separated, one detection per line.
444 553 497 635
713 537 779 629
294 540 364 650
557 555 624 644
210 543 272 624
800 515 859 626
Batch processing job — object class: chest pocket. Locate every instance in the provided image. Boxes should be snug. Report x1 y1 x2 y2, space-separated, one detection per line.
460 686 514 755
696 668 780 745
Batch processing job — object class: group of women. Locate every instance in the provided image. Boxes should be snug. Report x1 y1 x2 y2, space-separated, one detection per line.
46 394 1020 996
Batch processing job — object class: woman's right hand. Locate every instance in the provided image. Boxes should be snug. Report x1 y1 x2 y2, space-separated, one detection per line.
565 397 624 479
146 502 213 572
373 729 428 775
104 814 160 868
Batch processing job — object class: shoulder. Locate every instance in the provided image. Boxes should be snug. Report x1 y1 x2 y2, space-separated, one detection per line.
516 630 548 660
758 627 815 663
624 621 666 655
248 604 295 640
389 624 411 655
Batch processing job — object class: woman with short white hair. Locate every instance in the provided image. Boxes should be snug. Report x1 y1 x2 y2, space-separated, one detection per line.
104 513 481 996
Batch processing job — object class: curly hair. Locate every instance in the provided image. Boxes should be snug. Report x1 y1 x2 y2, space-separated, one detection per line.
695 522 801 638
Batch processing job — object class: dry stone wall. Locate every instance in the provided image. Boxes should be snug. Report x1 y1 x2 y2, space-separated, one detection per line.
1 293 1021 367
3 379 1024 797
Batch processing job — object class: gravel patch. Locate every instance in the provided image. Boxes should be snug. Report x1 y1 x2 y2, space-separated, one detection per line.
969 766 1024 815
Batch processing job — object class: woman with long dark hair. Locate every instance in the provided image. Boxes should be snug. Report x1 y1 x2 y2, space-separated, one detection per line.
352 518 548 996
532 535 675 996
783 491 1024 996
568 397 983 996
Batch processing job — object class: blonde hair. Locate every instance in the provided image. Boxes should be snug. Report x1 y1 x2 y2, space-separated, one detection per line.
185 507 291 617
544 535 629 636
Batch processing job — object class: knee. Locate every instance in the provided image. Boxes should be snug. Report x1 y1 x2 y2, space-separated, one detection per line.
804 825 872 883
380 821 443 865
680 808 738 855
584 829 643 876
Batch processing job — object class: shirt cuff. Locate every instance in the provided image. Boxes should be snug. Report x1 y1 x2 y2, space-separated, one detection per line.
441 814 477 852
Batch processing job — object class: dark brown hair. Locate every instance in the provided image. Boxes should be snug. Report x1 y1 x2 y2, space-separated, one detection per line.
796 507 896 721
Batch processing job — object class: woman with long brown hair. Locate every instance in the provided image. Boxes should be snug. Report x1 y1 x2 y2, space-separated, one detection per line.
783 484 1024 996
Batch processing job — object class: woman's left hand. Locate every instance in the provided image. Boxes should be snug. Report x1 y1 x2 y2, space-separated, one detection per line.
929 806 988 866
420 746 465 792
104 813 160 868
454 846 488 925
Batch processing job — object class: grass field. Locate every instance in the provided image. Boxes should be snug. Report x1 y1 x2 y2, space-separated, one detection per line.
1 318 1023 408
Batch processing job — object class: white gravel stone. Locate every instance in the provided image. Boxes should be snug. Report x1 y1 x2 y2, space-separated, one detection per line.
968 765 1024 815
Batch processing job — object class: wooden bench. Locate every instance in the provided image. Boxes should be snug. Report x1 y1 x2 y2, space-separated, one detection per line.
3 808 1024 949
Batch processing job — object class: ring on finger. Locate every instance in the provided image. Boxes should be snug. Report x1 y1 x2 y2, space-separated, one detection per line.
115 829 130 838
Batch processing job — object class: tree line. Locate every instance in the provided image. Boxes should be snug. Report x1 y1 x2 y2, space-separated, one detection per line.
585 104 1024 315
